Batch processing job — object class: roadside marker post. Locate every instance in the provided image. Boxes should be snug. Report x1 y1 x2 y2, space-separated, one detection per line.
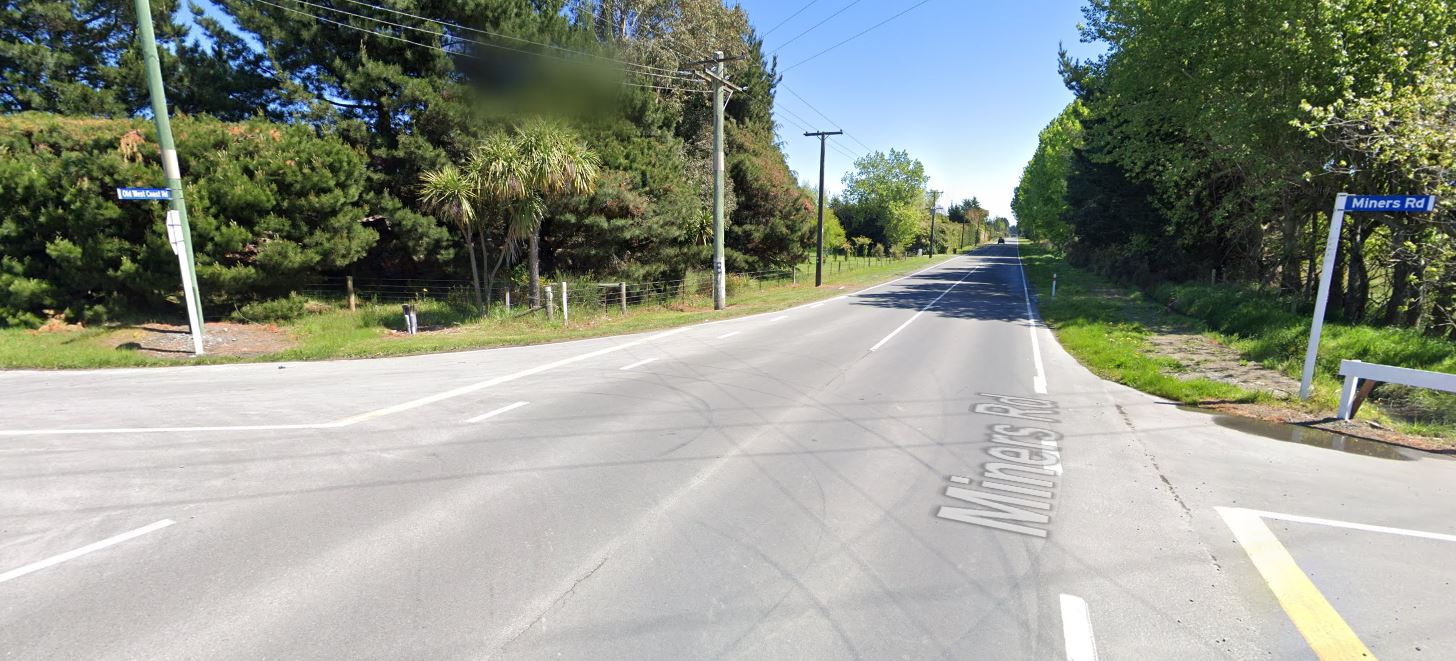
1299 193 1438 399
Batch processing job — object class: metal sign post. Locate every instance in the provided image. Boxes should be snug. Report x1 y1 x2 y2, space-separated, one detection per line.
1299 193 1437 398
133 0 205 354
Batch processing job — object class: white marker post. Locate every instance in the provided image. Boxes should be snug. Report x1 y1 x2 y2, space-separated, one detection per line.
1300 193 1437 398
165 210 205 355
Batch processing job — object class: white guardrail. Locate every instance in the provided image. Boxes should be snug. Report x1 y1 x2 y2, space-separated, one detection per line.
1337 360 1456 420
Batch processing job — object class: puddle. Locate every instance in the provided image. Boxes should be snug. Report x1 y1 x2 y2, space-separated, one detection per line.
1178 406 1418 461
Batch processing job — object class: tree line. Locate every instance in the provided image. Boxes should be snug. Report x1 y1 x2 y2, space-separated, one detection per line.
1013 0 1456 339
0 0 998 327
0 1 797 325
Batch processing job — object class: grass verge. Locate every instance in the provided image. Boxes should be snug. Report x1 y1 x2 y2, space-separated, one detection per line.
1018 245 1455 440
0 254 959 369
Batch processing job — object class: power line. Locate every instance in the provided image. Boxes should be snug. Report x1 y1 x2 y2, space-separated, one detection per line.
772 0 867 54
780 104 859 160
781 0 935 73
759 0 824 39
259 0 696 83
247 0 709 93
779 84 874 156
330 0 694 79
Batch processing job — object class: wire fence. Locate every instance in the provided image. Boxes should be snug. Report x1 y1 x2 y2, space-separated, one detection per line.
299 268 802 316
296 253 919 322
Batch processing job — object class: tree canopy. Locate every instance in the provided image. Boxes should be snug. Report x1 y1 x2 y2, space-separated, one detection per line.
1014 0 1456 337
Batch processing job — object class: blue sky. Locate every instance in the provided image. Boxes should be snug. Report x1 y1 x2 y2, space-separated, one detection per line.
735 0 1105 220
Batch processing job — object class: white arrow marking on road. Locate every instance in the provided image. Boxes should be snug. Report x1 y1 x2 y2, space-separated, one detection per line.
0 520 175 584
464 401 530 424
1059 593 1100 661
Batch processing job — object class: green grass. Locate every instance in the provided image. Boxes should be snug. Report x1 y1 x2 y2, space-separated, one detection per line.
1019 245 1456 439
0 254 959 369
1018 248 1262 406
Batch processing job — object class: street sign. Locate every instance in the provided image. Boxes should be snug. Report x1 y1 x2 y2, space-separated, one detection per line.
116 187 172 201
1343 195 1437 213
1301 192 1439 399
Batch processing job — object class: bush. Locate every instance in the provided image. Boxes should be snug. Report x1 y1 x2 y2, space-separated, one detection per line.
0 113 374 327
229 295 311 323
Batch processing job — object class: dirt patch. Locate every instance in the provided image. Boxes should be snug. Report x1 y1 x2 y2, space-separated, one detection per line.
107 322 295 358
1142 322 1450 451
1148 331 1300 399
1203 401 1455 453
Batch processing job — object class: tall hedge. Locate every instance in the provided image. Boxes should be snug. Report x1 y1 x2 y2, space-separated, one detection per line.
0 113 372 326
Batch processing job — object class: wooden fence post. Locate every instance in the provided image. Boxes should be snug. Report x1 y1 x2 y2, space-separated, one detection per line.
346 275 356 312
545 285 555 321
560 281 569 325
619 282 627 314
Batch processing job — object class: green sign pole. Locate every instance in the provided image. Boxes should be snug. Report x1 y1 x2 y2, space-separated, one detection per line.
133 0 205 352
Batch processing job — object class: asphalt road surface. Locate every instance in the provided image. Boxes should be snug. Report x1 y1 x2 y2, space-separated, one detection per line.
3 241 1454 660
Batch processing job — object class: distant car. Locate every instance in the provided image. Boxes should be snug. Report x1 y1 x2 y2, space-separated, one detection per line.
997 237 1006 244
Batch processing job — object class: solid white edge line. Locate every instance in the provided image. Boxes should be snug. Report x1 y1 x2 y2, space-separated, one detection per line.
1015 243 1050 394
808 302 826 309
1059 593 1100 661
619 357 659 371
0 519 175 584
464 401 530 424
867 265 979 352
1238 507 1456 543
716 331 741 339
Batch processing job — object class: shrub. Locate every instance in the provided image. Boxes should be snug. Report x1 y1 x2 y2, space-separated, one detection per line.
230 295 311 323
0 113 374 327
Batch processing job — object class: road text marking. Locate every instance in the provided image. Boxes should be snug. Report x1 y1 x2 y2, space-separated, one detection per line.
465 401 530 424
1059 593 1100 661
1215 507 1376 660
620 357 659 371
0 520 175 584
868 266 979 352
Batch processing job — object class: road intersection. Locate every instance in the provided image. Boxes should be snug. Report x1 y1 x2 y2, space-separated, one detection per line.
3 242 1453 659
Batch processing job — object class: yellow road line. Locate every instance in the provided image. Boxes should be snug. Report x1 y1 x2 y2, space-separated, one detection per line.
1216 507 1376 660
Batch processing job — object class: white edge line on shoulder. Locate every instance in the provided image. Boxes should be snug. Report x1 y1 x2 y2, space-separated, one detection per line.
1016 243 1049 394
0 519 175 584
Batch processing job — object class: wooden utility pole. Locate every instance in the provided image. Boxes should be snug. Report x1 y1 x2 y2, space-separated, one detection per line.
804 130 843 286
688 52 744 310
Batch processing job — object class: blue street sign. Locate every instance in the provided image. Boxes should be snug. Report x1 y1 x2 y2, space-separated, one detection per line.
116 187 172 201
1343 195 1437 213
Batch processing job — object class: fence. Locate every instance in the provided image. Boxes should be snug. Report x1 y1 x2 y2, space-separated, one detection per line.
299 268 799 319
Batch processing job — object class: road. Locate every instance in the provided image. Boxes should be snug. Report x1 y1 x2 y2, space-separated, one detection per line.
3 241 1454 660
